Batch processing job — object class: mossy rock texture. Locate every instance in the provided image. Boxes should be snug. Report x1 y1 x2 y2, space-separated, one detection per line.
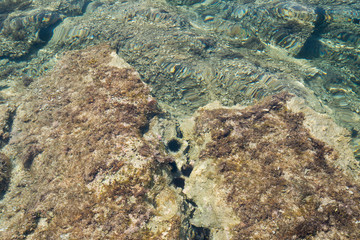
182 93 360 239
0 44 182 239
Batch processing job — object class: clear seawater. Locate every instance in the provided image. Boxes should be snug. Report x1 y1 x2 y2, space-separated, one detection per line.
0 0 359 156
1 1 360 239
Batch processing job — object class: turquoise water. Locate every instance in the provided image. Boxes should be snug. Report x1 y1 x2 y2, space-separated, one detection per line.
0 0 359 155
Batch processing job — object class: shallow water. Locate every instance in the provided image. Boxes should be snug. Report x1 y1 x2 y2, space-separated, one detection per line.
1 1 360 151
1 1 360 238
0 3 359 154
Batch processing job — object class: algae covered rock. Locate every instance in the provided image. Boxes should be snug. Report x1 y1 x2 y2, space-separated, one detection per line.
0 0 87 58
0 9 62 58
181 93 360 239
0 45 183 239
1 43 360 239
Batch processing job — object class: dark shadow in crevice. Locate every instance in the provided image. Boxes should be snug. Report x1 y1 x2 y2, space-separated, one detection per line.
0 174 10 200
296 7 329 59
169 161 179 173
38 19 62 42
351 129 358 138
23 145 42 170
172 177 185 189
81 1 93 14
167 139 181 152
296 36 321 59
0 190 6 200
176 125 183 138
23 212 41 236
181 164 193 177
139 122 149 135
0 85 9 91
0 107 16 148
11 18 63 62
191 225 211 240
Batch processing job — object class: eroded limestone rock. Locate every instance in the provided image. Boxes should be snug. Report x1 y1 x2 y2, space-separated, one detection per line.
181 93 360 239
0 45 183 239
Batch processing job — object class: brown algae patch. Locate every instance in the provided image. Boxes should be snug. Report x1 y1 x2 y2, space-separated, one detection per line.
0 45 181 239
185 93 360 239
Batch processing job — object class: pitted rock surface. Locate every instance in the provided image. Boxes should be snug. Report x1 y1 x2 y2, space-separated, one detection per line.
0 45 182 239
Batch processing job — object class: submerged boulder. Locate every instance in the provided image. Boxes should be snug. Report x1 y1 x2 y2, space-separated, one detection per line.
0 45 183 239
181 93 360 239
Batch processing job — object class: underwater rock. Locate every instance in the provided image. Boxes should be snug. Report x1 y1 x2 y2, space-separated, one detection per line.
0 9 62 58
1 44 360 239
0 0 89 58
32 0 87 16
182 0 317 56
180 93 360 239
0 0 31 14
0 45 183 239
